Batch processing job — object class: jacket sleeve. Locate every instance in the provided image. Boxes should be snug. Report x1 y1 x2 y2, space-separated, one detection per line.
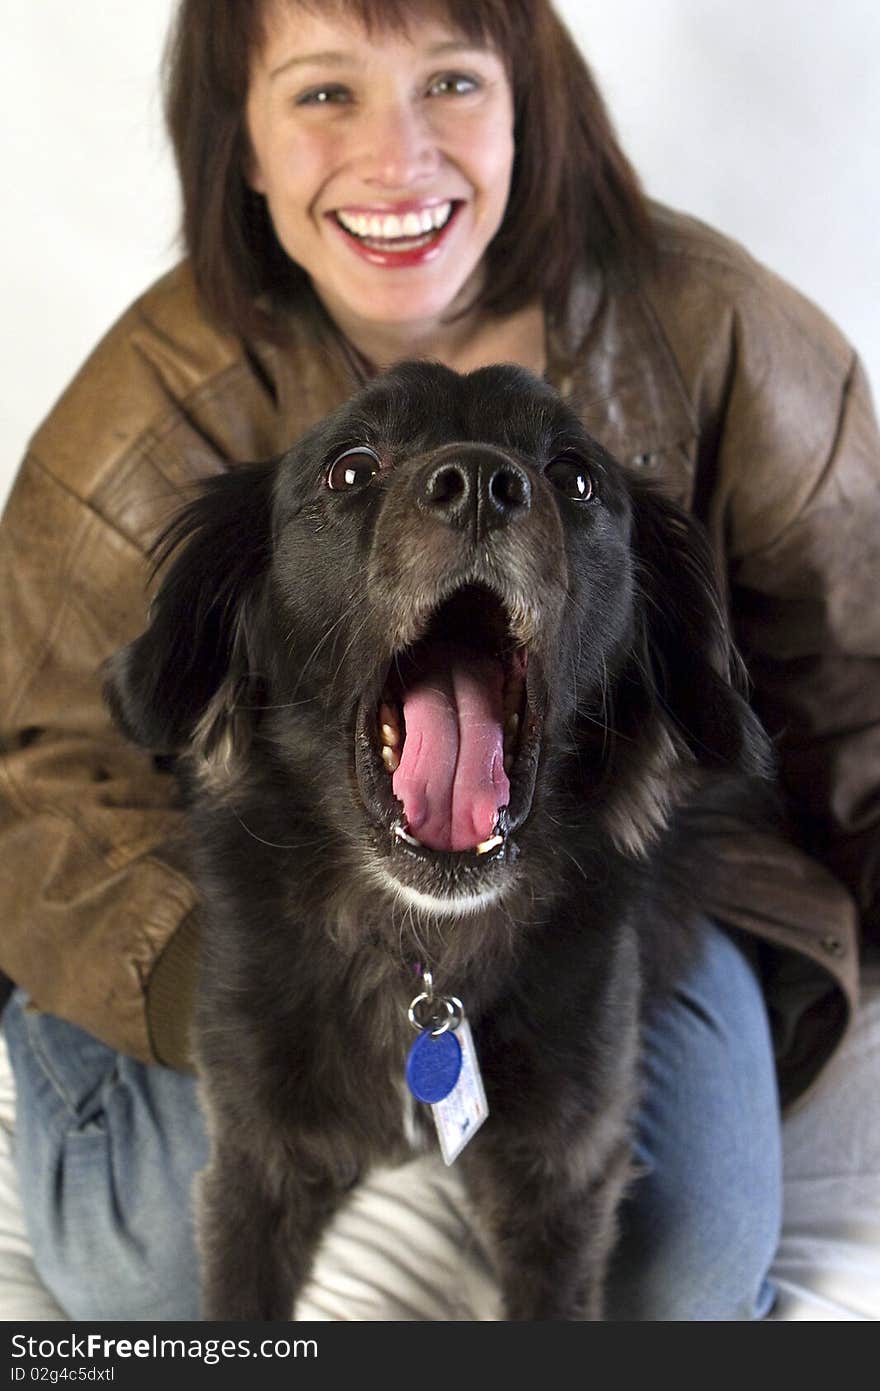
713 283 880 947
0 449 201 1069
0 260 298 1070
0 264 351 1070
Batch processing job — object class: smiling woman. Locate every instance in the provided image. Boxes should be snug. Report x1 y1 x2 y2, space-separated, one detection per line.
1 0 879 1325
243 9 517 358
164 0 650 369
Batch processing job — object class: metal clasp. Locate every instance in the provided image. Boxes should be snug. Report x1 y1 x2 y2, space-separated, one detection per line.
407 969 463 1037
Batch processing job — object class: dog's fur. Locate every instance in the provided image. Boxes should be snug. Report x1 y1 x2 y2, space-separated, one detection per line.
105 362 771 1321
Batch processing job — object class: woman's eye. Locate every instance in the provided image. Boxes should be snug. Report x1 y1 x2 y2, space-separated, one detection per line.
326 447 381 491
296 84 351 107
545 452 595 502
427 72 480 97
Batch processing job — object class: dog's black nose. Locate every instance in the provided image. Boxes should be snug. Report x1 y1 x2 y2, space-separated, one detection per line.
420 447 532 536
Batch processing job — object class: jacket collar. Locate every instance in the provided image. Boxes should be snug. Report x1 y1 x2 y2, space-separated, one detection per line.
546 261 697 493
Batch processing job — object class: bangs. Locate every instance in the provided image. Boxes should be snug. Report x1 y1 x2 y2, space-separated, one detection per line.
268 0 525 73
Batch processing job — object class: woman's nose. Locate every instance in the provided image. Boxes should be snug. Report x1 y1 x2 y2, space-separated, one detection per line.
358 100 439 189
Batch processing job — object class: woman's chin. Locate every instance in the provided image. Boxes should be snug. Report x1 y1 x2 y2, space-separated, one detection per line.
315 269 483 347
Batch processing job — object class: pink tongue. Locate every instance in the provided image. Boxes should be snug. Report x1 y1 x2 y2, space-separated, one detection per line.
391 642 510 852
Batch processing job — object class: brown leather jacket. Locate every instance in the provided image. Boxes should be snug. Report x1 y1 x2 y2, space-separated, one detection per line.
2 205 877 1107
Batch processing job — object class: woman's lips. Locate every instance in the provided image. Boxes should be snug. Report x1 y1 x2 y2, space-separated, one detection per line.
326 200 461 268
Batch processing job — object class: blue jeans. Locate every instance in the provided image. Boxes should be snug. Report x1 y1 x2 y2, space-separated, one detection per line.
2 920 780 1321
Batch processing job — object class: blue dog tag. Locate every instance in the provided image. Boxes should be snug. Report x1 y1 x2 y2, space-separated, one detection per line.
405 1028 463 1103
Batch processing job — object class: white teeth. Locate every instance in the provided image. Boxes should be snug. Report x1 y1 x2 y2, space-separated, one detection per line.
336 202 453 242
380 703 402 771
475 834 504 855
379 703 401 750
392 822 505 855
336 210 359 235
393 823 421 847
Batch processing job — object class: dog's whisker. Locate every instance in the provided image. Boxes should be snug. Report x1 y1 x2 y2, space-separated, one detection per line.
288 600 365 699
238 697 319 712
325 608 376 708
561 385 625 425
232 812 330 852
598 653 612 758
393 898 432 971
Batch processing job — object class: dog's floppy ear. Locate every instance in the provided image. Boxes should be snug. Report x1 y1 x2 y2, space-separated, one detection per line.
627 480 770 778
104 462 275 761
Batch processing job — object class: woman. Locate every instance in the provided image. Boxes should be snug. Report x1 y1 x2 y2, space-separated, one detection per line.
1 0 877 1321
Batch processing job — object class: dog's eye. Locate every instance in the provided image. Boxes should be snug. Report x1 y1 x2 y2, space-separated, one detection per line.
326 447 381 491
545 452 594 501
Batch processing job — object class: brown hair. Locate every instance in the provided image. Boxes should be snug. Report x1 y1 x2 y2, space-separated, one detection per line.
163 0 652 339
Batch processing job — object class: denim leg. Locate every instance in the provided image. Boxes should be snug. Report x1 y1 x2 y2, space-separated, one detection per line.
3 920 781 1323
2 990 208 1321
604 920 782 1320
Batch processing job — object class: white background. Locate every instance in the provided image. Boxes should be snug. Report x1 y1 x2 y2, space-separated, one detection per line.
3 0 879 507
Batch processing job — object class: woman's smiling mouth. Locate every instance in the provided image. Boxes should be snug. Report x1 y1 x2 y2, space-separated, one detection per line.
327 201 461 266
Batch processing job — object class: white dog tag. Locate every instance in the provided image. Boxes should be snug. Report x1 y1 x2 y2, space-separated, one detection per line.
430 1016 489 1165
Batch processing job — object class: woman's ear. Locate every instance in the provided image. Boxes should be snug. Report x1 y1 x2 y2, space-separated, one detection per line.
103 462 276 759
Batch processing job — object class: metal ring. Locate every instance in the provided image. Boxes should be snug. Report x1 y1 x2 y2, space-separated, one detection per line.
408 993 455 1036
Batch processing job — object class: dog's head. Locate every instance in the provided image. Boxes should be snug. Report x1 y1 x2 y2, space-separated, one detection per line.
106 362 769 920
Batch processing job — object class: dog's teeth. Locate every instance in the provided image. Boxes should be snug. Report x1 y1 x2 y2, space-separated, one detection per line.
379 702 401 749
393 822 421 847
382 745 400 772
475 834 504 855
504 754 514 775
505 712 520 740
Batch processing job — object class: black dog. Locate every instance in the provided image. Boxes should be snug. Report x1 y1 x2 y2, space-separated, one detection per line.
105 362 771 1321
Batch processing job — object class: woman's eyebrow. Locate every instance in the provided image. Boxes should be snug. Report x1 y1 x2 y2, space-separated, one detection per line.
269 40 489 82
269 50 349 81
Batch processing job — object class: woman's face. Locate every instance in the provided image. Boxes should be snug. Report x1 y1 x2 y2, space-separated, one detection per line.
245 3 515 339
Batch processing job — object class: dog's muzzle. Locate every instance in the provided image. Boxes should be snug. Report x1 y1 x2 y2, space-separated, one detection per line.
352 444 556 904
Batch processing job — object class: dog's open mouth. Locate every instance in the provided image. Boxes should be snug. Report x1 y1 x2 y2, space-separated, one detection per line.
354 584 543 867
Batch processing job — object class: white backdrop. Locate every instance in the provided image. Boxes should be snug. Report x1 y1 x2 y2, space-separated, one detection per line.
3 0 879 507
